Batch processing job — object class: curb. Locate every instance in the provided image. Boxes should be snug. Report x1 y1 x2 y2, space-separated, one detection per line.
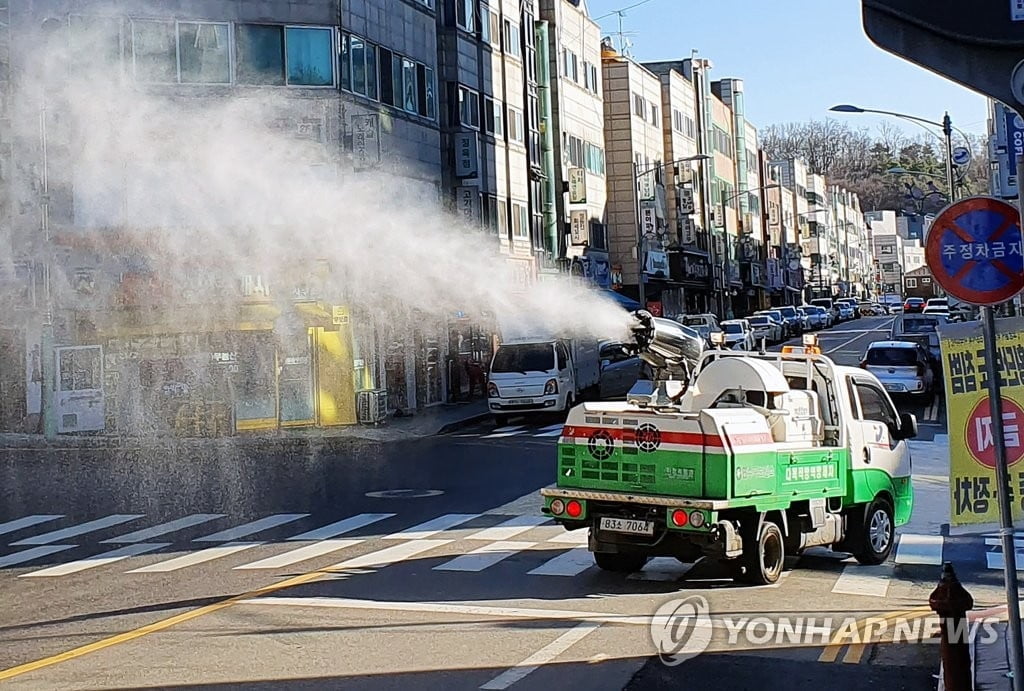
436 412 492 435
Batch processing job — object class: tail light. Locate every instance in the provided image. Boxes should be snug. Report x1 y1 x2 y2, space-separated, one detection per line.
544 379 558 395
487 382 499 397
565 500 583 518
549 499 565 515
670 509 689 527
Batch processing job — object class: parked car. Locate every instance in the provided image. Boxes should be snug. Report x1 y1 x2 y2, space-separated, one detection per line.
677 314 721 346
720 319 755 351
598 341 643 398
857 301 877 317
903 297 926 313
756 309 792 337
923 297 950 318
795 307 815 331
799 306 826 330
860 341 936 400
889 314 944 367
810 298 839 323
888 303 904 314
774 305 805 335
748 315 782 344
837 298 861 320
804 304 833 328
836 301 856 321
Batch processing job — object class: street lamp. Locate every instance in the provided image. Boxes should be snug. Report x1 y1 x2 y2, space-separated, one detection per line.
830 104 970 203
633 154 710 307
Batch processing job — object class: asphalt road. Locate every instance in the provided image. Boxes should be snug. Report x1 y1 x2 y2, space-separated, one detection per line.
0 314 986 691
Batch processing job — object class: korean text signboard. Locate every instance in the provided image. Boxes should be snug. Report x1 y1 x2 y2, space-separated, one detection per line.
941 318 1024 526
925 196 1024 306
568 168 587 204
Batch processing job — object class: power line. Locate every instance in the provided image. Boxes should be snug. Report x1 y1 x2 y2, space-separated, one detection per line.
593 0 656 22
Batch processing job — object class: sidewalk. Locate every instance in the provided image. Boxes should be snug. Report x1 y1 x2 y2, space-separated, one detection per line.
0 400 490 450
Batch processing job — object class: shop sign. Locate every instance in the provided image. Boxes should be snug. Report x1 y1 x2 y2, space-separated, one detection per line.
677 188 695 215
640 206 657 238
638 171 655 202
683 255 710 281
570 210 589 245
569 168 587 204
332 305 350 326
941 317 1024 526
456 186 480 225
455 132 479 178
644 250 669 278
646 301 663 317
212 351 239 373
351 114 381 170
611 264 623 289
679 216 696 245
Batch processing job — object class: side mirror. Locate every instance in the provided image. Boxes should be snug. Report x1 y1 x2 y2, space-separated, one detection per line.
895 412 918 440
600 359 611 369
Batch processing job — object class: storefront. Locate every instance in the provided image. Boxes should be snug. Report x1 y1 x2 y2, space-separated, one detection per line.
446 312 494 402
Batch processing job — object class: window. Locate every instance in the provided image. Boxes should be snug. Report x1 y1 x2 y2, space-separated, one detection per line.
236 24 286 85
392 54 403 107
650 103 659 126
503 20 521 58
484 97 503 136
377 47 393 103
905 277 918 288
880 245 893 254
922 276 931 284
497 199 508 237
511 201 529 238
365 43 378 100
285 27 334 86
481 8 500 46
402 58 418 112
178 22 230 84
423 66 436 119
350 36 367 95
633 92 645 118
854 382 899 431
507 106 524 143
455 84 480 128
131 20 177 82
453 0 475 31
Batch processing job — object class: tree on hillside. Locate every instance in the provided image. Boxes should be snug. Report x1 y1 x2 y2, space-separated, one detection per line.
761 118 989 214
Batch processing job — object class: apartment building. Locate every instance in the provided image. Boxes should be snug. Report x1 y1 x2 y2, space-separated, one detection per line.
600 44 669 313
868 211 905 298
3 0 451 435
538 0 608 284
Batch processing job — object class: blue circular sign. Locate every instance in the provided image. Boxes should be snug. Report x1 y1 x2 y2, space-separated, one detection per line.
925 197 1024 306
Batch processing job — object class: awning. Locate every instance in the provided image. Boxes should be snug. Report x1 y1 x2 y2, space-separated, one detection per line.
600 289 642 311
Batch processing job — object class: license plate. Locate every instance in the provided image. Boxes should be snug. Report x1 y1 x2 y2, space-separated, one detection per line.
884 383 905 392
509 398 534 405
599 517 654 535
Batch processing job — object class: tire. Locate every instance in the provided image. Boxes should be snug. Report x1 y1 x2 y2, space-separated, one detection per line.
853 498 895 565
493 414 509 427
736 521 785 585
594 551 648 573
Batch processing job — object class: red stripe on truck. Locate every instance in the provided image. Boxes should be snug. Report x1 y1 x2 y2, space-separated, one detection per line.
560 426 774 448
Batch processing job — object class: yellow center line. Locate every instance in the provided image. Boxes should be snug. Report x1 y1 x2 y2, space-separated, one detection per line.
817 606 933 663
0 567 333 681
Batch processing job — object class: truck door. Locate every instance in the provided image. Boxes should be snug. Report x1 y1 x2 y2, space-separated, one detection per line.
847 375 911 479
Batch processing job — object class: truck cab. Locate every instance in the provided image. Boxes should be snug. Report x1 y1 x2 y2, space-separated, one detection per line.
541 340 916 585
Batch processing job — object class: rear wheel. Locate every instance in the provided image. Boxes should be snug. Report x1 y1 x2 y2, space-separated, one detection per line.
736 521 784 585
594 551 648 573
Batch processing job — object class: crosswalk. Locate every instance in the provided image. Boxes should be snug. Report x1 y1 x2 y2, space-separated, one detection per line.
0 506 979 593
450 423 566 440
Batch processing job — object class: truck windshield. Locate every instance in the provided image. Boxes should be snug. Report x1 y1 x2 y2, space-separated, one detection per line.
866 348 917 367
491 344 555 373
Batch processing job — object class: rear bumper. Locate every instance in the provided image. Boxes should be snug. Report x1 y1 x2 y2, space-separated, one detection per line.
541 486 727 511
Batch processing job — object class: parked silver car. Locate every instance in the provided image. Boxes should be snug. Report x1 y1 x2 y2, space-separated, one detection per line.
747 315 782 344
860 341 936 399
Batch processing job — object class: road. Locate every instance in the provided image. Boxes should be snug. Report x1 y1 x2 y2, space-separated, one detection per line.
0 315 994 690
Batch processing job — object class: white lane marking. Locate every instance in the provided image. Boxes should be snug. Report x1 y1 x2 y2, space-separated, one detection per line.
533 429 564 437
467 516 552 541
490 426 524 434
831 564 892 596
480 622 601 690
894 534 944 565
234 539 363 570
483 428 528 438
547 529 589 544
0 545 76 568
101 514 225 544
434 541 536 572
0 515 63 537
383 513 480 540
328 539 451 570
11 514 144 546
127 542 262 573
193 514 309 543
986 546 1024 570
527 548 594 577
287 513 395 541
21 543 169 577
537 424 564 433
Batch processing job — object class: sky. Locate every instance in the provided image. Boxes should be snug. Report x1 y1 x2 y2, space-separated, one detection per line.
585 0 990 141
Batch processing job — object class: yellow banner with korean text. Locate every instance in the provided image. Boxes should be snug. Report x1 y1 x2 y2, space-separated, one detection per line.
940 318 1024 526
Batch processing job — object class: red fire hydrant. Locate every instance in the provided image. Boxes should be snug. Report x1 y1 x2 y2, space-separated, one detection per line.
929 562 974 691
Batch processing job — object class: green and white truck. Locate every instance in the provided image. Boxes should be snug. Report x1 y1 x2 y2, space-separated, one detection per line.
541 312 917 585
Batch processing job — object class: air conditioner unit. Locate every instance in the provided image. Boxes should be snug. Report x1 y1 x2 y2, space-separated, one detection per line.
357 389 388 425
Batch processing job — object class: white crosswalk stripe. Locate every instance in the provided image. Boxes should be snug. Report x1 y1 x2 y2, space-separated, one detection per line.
831 564 893 597
383 513 480 539
328 539 451 570
526 547 594 577
22 543 169 577
193 514 308 542
894 533 944 565
287 513 394 541
0 515 63 537
101 514 225 544
234 539 363 570
466 515 552 541
11 514 144 546
546 529 589 545
0 545 76 569
434 541 536 572
482 426 527 439
127 542 262 573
